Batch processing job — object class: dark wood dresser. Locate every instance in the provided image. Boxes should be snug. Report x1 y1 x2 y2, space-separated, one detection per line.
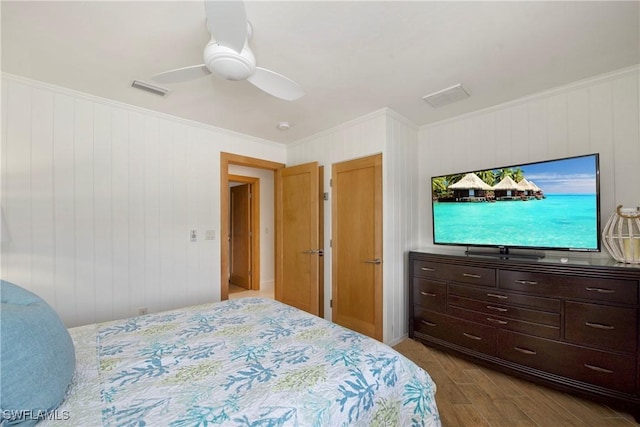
408 249 640 420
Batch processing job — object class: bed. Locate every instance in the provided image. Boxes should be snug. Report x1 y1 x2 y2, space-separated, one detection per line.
1 281 440 426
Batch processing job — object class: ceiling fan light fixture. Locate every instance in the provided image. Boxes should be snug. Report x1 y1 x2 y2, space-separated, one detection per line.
204 42 256 80
151 1 304 101
131 80 170 97
422 83 469 108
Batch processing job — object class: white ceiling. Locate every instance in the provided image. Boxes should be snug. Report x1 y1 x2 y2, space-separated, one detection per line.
2 1 639 144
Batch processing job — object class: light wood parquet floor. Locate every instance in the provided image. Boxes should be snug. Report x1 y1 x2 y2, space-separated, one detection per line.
393 338 638 426
228 283 274 299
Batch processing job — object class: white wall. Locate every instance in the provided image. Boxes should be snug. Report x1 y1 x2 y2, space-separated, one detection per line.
417 66 640 257
287 109 419 346
385 111 419 344
3 65 637 338
1 74 286 327
228 165 275 289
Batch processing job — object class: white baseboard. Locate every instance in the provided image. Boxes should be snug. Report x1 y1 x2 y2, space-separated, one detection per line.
260 280 274 291
387 333 409 348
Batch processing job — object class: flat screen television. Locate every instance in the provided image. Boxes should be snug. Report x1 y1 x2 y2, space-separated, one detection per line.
430 153 601 258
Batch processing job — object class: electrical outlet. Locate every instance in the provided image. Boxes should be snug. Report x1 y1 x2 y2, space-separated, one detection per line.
138 307 148 315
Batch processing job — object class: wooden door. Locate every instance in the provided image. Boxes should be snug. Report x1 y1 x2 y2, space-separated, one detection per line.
275 162 322 316
230 183 251 289
332 153 382 340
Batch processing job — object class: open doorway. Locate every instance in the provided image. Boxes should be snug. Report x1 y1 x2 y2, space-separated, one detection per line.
220 153 284 300
228 175 258 293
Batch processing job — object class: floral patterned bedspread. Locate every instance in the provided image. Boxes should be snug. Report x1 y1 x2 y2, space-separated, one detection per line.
44 298 440 426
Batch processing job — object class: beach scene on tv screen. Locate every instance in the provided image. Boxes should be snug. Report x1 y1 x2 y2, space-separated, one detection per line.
432 155 599 250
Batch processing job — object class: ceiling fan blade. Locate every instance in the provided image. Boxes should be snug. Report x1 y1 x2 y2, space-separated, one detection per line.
205 0 247 53
247 67 305 101
152 65 211 84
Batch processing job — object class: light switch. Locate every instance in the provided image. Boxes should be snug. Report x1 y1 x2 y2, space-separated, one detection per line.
189 228 197 242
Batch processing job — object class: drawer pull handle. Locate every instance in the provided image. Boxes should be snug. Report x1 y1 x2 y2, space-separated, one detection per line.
420 291 437 297
514 346 537 355
463 273 482 279
421 320 436 327
463 332 482 341
585 321 615 330
421 267 435 272
514 280 538 285
584 363 613 374
486 305 508 312
486 318 508 325
487 293 508 300
585 287 615 294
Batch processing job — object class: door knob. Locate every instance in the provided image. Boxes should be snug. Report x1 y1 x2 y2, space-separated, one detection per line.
363 258 382 264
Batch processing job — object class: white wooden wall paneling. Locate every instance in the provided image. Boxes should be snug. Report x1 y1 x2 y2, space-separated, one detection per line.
419 68 640 262
53 94 77 325
494 109 513 167
93 103 113 323
171 122 189 311
111 106 130 322
74 99 96 324
31 88 55 305
567 88 590 155
529 99 548 162
464 116 483 168
546 94 568 160
158 118 175 310
144 115 160 315
127 112 145 318
612 75 640 206
589 82 615 222
184 128 195 306
2 80 9 279
198 137 216 302
1 76 286 327
6 82 32 293
384 114 418 345
510 103 530 165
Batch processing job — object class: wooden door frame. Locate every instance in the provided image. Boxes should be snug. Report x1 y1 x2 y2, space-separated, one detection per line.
220 152 284 300
228 175 259 291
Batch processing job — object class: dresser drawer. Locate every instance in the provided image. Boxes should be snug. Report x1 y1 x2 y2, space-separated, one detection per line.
565 302 637 353
445 264 496 287
498 330 636 394
441 264 496 287
413 278 446 313
449 284 561 312
414 261 496 286
499 270 638 304
414 307 496 355
448 305 560 339
448 294 560 327
413 260 441 279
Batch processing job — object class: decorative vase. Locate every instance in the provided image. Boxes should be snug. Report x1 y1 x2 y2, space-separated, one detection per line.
602 205 640 264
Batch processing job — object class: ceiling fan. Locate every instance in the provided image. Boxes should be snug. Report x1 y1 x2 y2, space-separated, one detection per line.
152 1 304 101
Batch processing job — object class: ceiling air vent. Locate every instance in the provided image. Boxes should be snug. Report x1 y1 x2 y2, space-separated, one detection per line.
131 80 170 97
422 84 469 108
